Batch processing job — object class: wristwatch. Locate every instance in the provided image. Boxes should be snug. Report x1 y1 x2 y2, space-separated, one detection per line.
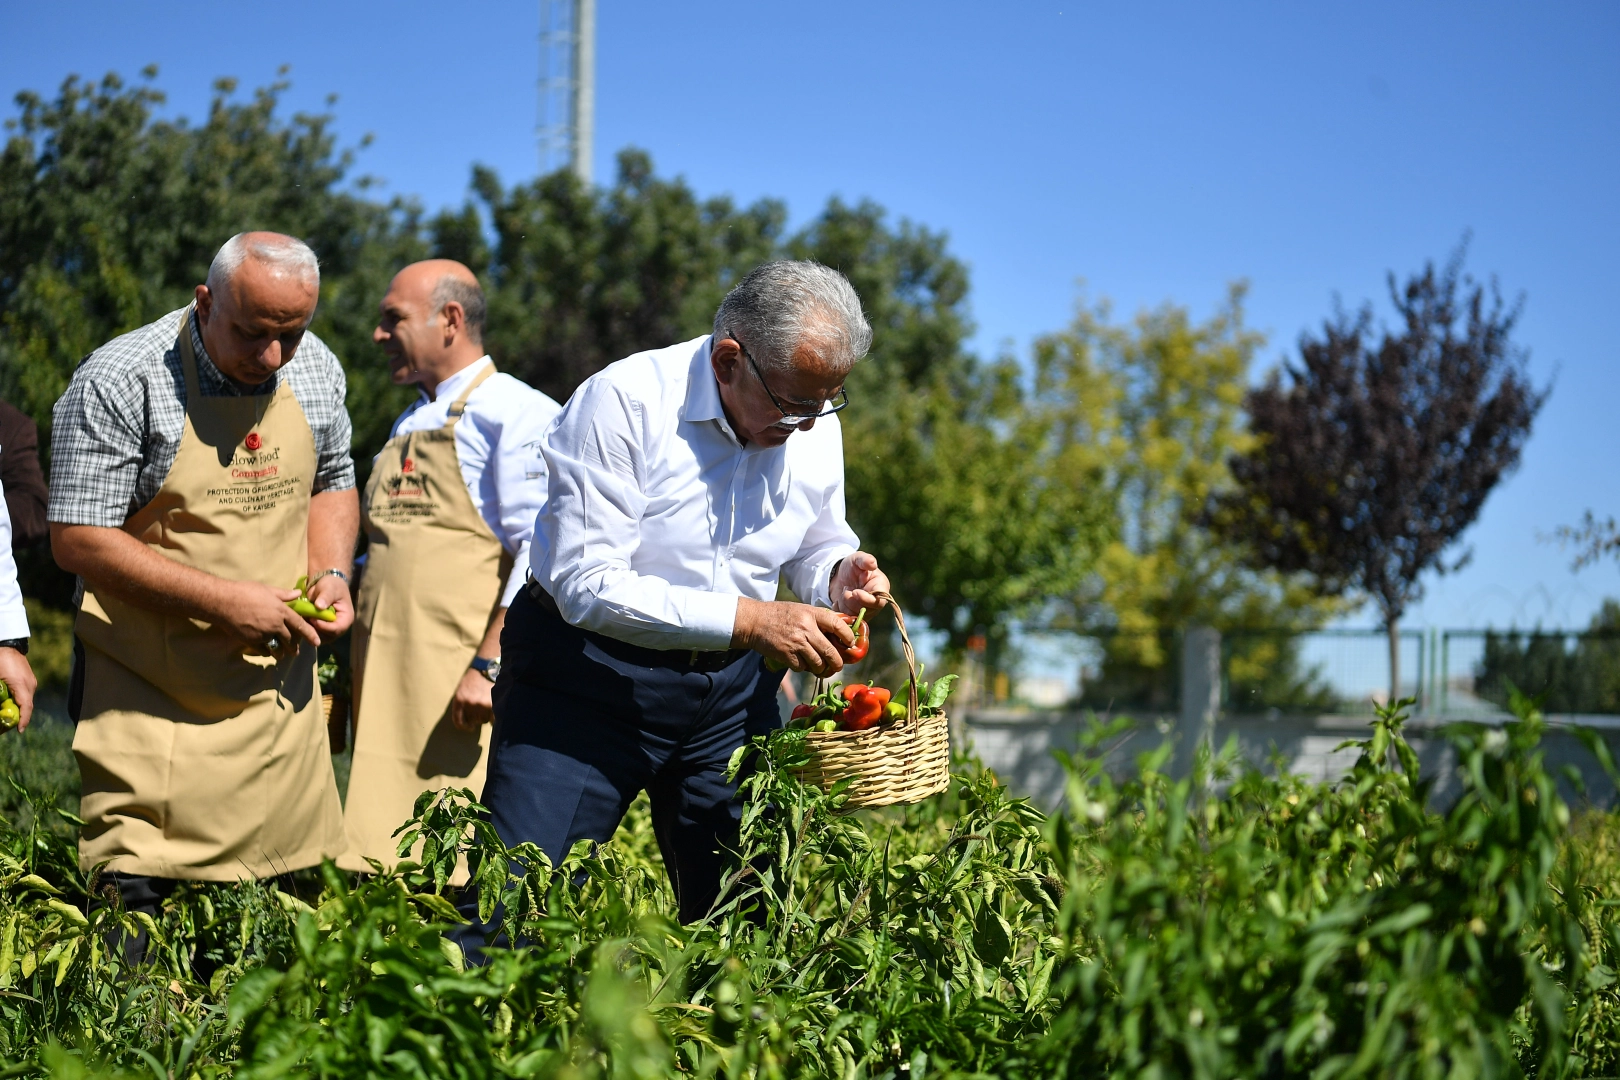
470 656 501 683
0 638 27 656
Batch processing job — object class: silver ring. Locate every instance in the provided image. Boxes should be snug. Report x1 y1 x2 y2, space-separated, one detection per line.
264 635 282 653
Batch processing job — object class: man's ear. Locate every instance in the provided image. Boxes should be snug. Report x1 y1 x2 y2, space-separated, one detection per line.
440 301 465 344
710 337 742 385
194 284 214 323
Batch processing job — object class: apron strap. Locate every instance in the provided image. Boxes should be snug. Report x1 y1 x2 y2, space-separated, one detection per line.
446 362 498 424
177 305 204 402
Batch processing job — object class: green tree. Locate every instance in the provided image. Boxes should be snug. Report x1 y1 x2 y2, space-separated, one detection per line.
1474 599 1620 714
3 67 1112 677
0 69 427 462
0 69 426 680
460 151 784 403
1032 286 1339 710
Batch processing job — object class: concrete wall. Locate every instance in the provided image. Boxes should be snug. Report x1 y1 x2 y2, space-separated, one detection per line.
957 708 1620 813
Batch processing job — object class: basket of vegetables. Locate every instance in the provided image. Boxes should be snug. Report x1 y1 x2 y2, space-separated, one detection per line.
784 591 953 810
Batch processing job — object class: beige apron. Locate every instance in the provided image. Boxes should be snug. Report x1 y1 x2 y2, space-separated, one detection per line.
340 364 507 873
74 308 344 880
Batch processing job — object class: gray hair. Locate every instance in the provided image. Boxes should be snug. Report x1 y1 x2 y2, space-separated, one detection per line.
430 275 486 345
713 261 872 376
206 232 321 291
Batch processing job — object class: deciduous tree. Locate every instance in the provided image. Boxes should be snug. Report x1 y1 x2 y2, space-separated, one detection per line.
1035 286 1338 710
1210 247 1547 700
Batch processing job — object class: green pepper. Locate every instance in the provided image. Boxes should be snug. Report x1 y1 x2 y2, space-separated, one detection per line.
0 699 19 729
813 719 838 733
289 597 320 618
314 605 337 623
885 700 907 723
0 678 11 704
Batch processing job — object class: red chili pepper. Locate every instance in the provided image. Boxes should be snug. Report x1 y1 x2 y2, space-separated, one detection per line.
839 609 871 663
790 703 815 721
840 684 885 730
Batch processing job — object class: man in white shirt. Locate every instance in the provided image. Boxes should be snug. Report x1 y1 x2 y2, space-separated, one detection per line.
342 260 562 872
462 260 889 946
0 476 36 730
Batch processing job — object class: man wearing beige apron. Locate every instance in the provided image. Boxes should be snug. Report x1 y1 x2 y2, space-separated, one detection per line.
48 232 357 918
340 260 559 873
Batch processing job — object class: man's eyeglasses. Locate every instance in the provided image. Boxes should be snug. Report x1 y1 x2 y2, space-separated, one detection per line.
727 329 849 429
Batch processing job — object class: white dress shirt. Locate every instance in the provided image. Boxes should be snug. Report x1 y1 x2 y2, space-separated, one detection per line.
387 357 562 607
0 476 29 640
530 336 859 651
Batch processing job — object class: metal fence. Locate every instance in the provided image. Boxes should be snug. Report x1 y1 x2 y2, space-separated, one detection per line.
996 627 1620 717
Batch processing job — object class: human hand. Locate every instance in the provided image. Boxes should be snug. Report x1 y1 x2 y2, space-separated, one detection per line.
305 572 354 638
733 598 854 678
450 666 495 731
215 580 322 653
830 551 890 616
0 648 37 732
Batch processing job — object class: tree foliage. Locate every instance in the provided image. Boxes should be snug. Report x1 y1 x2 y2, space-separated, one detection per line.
1 70 1095 663
0 68 428 462
1555 511 1620 573
1211 246 1547 696
1475 599 1620 715
1032 287 1338 709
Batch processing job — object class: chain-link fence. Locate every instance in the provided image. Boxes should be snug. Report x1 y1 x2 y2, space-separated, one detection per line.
995 627 1620 717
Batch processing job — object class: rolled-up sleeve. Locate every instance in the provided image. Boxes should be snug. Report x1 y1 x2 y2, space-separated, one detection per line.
48 363 149 528
537 379 739 650
782 431 858 609
312 351 356 494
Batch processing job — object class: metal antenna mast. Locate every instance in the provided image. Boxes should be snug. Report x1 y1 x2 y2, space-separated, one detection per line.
537 0 595 183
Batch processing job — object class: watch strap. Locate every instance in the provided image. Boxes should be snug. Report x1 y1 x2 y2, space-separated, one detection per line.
0 638 28 656
308 568 350 591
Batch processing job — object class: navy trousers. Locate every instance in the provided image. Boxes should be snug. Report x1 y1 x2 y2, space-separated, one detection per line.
454 587 783 956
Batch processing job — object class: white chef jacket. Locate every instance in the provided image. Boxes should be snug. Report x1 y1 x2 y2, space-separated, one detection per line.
387 357 562 607
530 335 859 651
0 476 29 640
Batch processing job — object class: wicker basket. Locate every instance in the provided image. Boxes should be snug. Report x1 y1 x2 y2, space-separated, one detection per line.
790 592 950 811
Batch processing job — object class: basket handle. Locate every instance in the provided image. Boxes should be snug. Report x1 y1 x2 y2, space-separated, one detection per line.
874 590 922 728
808 591 920 727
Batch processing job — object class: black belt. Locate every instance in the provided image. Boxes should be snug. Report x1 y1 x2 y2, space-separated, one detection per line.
526 577 753 674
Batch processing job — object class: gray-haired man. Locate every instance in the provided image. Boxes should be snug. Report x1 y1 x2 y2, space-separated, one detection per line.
461 261 890 945
50 231 357 914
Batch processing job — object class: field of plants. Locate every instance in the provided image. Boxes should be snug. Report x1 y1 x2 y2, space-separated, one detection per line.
3 695 1620 1078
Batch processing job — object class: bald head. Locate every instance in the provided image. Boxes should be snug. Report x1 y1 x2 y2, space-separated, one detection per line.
194 231 322 386
374 260 489 395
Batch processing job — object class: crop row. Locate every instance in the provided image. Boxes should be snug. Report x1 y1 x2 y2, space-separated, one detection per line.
2 695 1619 1077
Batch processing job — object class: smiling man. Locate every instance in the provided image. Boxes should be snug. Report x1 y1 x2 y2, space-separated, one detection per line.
48 231 356 919
340 260 559 875
455 260 889 954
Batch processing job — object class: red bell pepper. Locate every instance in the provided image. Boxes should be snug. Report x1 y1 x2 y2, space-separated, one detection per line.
839 609 871 663
840 683 885 730
790 703 815 721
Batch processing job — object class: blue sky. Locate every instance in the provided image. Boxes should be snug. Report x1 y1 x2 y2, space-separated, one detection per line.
5 1 1617 630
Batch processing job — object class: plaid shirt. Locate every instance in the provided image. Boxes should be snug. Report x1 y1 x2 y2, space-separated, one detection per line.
48 306 355 528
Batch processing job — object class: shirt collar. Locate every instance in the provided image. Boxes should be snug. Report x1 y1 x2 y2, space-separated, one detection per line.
683 337 746 445
421 355 494 404
682 337 726 424
188 307 277 397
